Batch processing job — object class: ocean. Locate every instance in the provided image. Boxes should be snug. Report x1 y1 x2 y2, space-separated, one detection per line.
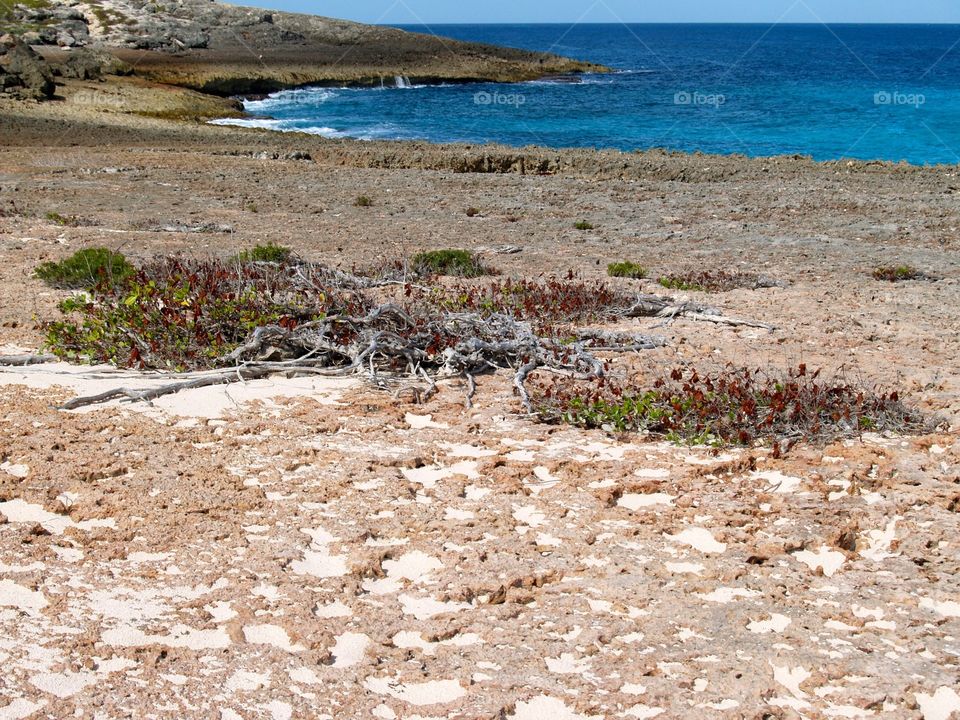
214 23 960 165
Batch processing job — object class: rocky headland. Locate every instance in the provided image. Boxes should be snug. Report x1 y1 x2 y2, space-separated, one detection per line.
1 0 606 108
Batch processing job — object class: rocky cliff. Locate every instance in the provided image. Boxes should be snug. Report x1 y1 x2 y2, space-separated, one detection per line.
2 0 606 94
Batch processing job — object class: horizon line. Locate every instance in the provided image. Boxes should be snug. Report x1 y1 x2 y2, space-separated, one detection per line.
383 21 960 26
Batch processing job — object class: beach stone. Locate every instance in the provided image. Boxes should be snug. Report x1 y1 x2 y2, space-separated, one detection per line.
61 48 132 80
176 29 209 49
0 43 55 99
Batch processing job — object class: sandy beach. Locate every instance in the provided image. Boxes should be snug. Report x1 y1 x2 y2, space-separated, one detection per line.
1 23 960 720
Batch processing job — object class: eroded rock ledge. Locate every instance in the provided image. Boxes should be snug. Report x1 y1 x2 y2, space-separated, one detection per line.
4 0 607 95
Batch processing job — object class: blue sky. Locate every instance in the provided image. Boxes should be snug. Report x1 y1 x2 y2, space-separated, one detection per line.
245 0 959 24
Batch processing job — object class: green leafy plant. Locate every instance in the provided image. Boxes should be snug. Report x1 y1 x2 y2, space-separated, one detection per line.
658 276 704 292
34 248 134 290
574 220 595 231
43 256 360 371
607 261 647 280
355 195 373 208
45 211 82 227
533 364 930 452
236 243 293 264
871 265 930 282
428 272 636 330
411 249 494 278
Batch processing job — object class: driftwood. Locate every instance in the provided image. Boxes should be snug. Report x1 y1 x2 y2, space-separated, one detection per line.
57 306 667 411
36 280 769 410
0 354 59 366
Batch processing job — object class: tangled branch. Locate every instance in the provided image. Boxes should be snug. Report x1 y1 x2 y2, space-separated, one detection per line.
35 255 771 410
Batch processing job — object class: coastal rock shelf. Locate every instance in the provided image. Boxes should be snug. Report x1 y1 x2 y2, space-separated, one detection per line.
5 0 605 93
0 381 958 718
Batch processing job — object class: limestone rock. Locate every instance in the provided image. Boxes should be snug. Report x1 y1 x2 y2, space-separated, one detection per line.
61 48 132 80
0 43 55 99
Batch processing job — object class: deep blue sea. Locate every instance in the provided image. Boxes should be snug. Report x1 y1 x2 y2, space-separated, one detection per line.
214 24 960 165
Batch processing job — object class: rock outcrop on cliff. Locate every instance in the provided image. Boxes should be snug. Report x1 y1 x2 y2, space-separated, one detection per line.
2 0 606 94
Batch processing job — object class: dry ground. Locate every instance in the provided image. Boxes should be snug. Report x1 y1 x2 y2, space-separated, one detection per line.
0 107 959 719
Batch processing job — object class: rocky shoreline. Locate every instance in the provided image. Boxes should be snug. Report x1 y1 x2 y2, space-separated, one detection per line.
2 0 605 100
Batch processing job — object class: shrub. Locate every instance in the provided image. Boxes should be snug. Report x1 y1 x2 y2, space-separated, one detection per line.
411 249 493 278
34 248 134 289
607 261 647 280
871 265 930 282
45 212 81 227
574 220 594 231
355 195 373 208
533 364 930 451
658 275 704 292
465 207 480 217
236 243 293 264
43 256 360 370
429 273 637 329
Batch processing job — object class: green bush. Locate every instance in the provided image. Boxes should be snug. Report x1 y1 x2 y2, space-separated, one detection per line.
43 256 349 370
534 365 930 449
355 195 373 208
574 220 595 231
411 249 492 278
658 276 704 292
45 211 80 227
607 261 647 279
871 265 927 282
34 248 134 290
237 243 293 264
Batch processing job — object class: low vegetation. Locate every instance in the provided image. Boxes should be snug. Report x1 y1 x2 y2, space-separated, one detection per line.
431 273 638 329
410 249 493 278
607 261 647 280
35 251 927 451
45 212 82 227
0 0 51 30
34 247 134 289
43 254 358 370
574 220 595 231
533 364 931 451
355 195 373 208
236 242 293 264
871 265 933 282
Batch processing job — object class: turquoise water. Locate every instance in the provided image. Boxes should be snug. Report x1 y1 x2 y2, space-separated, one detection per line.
215 24 960 165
